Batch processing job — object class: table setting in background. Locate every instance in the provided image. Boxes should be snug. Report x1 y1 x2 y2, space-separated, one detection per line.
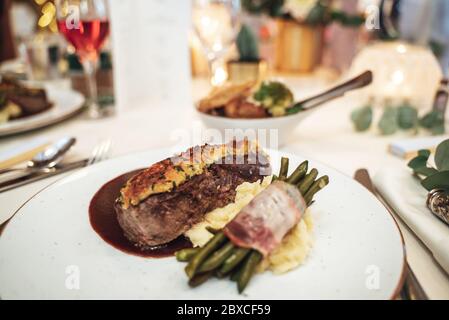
0 0 449 301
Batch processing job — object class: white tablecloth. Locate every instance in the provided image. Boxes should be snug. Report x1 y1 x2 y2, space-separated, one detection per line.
1 74 448 299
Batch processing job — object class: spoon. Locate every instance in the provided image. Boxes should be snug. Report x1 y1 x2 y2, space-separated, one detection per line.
0 137 76 176
287 70 373 114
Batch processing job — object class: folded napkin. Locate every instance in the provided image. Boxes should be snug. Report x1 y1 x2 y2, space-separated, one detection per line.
374 168 449 274
0 137 49 170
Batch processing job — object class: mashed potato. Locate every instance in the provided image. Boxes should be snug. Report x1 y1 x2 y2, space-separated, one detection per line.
185 176 272 247
257 210 313 274
185 177 314 274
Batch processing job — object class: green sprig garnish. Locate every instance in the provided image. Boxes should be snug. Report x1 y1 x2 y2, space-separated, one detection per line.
408 139 449 193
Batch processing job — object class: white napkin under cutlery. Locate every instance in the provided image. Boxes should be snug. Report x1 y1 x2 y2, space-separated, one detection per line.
374 168 449 274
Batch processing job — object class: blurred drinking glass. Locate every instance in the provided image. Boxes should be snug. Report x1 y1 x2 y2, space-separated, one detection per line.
55 0 111 118
192 0 241 86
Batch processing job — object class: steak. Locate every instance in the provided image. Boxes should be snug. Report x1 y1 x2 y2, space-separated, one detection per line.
0 77 52 118
115 142 271 248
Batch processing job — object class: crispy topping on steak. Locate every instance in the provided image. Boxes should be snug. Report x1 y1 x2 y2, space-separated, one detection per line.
119 140 264 208
115 141 271 247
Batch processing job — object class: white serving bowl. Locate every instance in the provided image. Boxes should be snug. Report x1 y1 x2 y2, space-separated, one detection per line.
196 108 314 147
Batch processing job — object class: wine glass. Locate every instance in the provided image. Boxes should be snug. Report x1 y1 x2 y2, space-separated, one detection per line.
192 0 241 86
55 0 111 118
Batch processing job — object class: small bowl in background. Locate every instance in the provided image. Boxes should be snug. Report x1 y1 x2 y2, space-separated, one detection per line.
195 108 314 147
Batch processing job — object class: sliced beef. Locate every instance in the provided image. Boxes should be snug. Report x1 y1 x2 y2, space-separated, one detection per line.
115 154 270 248
0 78 52 118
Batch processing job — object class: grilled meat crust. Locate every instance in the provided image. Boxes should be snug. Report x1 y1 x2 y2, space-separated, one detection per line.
115 153 271 247
119 140 262 209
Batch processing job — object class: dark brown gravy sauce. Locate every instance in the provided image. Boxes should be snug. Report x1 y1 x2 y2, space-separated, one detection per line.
89 169 192 258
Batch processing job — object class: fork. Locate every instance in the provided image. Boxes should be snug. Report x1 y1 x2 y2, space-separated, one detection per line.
87 139 112 166
0 139 113 193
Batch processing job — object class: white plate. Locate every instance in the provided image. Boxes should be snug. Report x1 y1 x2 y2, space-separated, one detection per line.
0 149 405 299
0 87 84 137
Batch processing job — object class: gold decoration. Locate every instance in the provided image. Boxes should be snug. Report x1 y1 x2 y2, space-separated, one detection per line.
274 19 323 73
227 60 268 84
35 0 57 32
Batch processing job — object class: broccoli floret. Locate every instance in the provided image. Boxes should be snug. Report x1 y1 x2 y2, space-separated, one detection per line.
253 81 294 116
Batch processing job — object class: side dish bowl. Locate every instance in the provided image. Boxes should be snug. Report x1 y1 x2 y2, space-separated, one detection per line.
195 71 373 146
196 108 314 146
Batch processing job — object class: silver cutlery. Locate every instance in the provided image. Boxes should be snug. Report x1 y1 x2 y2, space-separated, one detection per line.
354 168 429 300
0 137 76 176
289 71 373 111
0 139 112 193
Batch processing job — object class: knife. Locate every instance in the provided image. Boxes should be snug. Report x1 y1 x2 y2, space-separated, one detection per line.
354 168 429 300
0 158 88 193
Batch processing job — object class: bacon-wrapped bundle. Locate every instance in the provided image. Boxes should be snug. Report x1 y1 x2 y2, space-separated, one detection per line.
223 181 306 257
178 157 329 293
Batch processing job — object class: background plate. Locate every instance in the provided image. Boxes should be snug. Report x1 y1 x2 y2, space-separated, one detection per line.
0 87 84 137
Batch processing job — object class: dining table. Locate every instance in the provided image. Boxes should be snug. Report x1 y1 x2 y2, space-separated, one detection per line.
0 71 448 299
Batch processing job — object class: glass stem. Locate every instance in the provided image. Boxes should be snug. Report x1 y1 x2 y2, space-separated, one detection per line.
207 58 217 85
82 59 100 118
208 57 227 87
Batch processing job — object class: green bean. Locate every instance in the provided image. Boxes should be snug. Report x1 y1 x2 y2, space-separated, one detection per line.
298 168 318 195
286 161 308 184
304 175 329 205
219 247 250 275
175 248 199 262
185 232 228 278
278 157 289 180
237 250 263 294
198 242 235 273
230 262 245 282
188 271 214 288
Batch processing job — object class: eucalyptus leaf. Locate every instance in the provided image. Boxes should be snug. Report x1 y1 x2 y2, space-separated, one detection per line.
419 110 445 135
418 149 431 158
421 171 449 191
350 105 372 132
408 149 438 177
378 107 398 135
408 155 429 170
431 124 445 135
435 139 449 171
414 166 439 177
397 104 418 129
420 110 442 128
